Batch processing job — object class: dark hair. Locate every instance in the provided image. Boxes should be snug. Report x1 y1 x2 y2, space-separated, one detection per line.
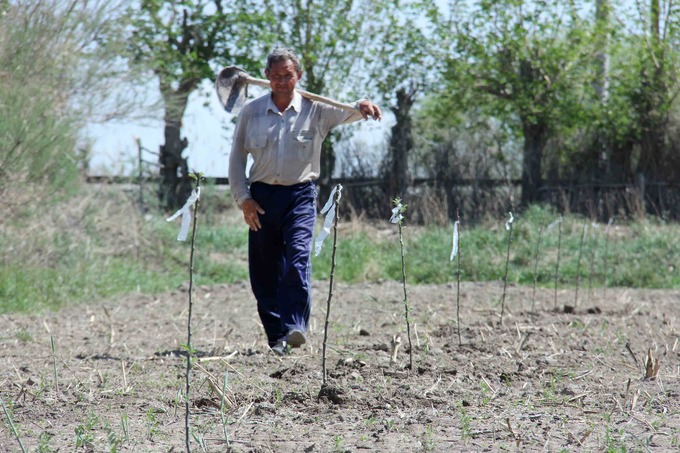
266 48 302 74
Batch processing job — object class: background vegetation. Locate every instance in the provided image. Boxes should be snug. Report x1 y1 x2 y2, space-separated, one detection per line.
1 0 679 314
2 182 678 314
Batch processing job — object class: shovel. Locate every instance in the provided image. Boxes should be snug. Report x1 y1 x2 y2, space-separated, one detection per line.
216 66 358 114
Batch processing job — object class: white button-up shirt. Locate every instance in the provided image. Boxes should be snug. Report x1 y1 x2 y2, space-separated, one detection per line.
228 91 363 207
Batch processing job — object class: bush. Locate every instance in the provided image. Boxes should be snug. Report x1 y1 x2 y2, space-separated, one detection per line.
0 1 82 198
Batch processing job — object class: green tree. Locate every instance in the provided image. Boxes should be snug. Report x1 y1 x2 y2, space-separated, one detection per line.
364 0 439 203
128 0 273 210
630 0 679 183
435 0 596 206
597 0 679 191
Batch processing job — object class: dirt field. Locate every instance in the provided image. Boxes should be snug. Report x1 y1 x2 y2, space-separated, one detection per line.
1 280 679 452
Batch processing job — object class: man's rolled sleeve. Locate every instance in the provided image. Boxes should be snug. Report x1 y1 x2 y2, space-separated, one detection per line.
317 100 364 137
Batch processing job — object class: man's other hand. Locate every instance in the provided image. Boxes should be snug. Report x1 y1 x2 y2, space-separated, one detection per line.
241 199 265 231
358 99 382 121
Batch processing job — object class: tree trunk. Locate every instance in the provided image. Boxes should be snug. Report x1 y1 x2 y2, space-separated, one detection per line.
636 0 669 182
432 142 459 222
607 135 635 183
384 88 415 200
594 0 612 177
158 83 193 210
520 120 548 206
594 0 611 103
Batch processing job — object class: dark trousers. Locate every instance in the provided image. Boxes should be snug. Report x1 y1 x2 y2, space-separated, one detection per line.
248 182 317 346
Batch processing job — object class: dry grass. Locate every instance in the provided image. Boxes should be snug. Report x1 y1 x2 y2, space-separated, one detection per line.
1 183 148 265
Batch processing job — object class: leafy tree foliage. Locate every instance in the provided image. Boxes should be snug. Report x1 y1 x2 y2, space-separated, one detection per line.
363 0 440 202
128 0 274 209
431 0 598 206
608 0 680 183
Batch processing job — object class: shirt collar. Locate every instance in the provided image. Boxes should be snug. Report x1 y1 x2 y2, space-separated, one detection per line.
266 90 303 114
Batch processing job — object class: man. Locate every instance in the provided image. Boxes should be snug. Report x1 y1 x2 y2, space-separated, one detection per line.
228 48 382 356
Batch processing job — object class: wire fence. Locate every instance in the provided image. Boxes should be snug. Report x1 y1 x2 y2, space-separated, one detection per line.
85 169 680 222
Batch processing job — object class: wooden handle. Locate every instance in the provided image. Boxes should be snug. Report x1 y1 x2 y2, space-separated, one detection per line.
245 76 358 113
296 89 358 112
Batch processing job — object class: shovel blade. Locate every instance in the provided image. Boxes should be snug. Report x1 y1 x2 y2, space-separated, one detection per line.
216 66 249 113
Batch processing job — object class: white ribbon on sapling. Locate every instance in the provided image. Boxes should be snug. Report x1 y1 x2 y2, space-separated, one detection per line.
389 203 404 224
166 187 201 241
314 184 343 256
505 211 514 231
450 220 460 261
547 216 562 230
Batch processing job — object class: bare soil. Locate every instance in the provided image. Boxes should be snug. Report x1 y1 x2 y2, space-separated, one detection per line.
1 281 679 452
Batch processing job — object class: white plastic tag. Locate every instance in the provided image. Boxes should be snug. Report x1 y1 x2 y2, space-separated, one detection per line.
314 184 343 256
505 211 514 231
166 188 201 241
389 203 404 224
450 220 460 261
547 216 562 230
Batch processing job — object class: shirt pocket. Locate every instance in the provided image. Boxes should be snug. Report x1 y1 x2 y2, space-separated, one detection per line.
246 134 268 155
291 130 314 160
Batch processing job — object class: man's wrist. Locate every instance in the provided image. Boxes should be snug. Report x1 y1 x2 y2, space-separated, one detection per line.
354 97 370 110
236 195 252 209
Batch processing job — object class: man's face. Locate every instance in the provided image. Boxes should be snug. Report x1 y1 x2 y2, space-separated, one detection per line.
265 59 301 98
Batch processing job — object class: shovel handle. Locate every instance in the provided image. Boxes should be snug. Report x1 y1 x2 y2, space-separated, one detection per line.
245 76 359 113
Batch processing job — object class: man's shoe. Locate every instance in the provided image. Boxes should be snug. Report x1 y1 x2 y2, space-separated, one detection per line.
287 330 307 348
270 340 288 356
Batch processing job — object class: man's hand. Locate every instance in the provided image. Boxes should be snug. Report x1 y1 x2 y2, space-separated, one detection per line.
241 199 265 231
358 99 382 121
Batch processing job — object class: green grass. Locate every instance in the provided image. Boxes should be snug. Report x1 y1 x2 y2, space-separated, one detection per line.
2 193 680 315
314 208 680 288
0 217 251 313
0 258 180 313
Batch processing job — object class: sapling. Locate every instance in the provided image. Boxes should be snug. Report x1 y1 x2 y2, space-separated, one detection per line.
320 185 342 385
553 215 563 309
574 220 587 308
587 223 600 305
530 222 544 313
185 173 203 452
499 212 514 325
450 211 462 346
390 198 413 370
166 171 204 453
602 217 614 294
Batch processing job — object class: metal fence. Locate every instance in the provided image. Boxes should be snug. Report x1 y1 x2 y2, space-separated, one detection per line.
84 173 680 222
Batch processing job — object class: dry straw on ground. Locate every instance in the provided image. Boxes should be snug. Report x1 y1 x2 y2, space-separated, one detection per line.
1 281 678 451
